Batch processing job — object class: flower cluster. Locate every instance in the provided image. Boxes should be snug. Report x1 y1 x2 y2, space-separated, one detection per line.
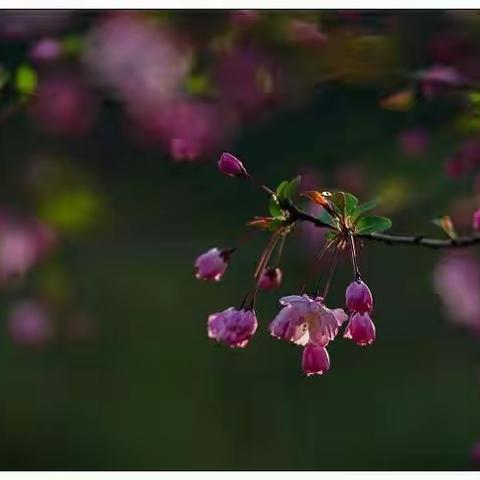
195 152 383 376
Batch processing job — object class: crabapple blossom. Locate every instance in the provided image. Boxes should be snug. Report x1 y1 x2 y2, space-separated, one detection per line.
218 152 248 177
344 312 376 346
345 280 373 314
207 307 258 348
195 248 230 282
302 343 330 376
258 267 282 290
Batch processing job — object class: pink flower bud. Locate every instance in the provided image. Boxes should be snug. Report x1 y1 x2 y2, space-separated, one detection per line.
258 267 282 290
345 280 373 313
301 343 330 376
218 152 248 177
194 247 229 281
208 307 258 348
473 209 480 232
344 312 376 346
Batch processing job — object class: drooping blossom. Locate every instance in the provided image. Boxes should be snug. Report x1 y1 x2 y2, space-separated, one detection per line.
258 267 282 290
433 251 480 334
302 343 330 376
29 37 62 63
195 247 230 282
29 73 97 137
344 312 376 346
207 307 257 348
398 128 429 156
270 294 347 347
218 152 248 177
7 300 53 347
416 65 467 97
345 280 373 314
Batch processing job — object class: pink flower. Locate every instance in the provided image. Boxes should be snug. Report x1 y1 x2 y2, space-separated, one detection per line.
269 294 347 347
258 267 282 290
229 10 260 28
473 210 480 232
345 280 373 314
287 19 327 49
208 307 257 348
29 37 62 63
7 300 53 347
398 128 429 156
344 312 376 346
29 73 97 138
218 152 248 177
433 251 480 333
417 65 467 97
195 248 229 281
302 343 330 376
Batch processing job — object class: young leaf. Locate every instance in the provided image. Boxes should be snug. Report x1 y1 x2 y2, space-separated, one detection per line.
433 216 457 239
269 196 284 219
283 176 301 201
276 180 289 200
344 192 358 216
318 209 337 229
301 191 330 208
352 199 378 220
355 216 392 234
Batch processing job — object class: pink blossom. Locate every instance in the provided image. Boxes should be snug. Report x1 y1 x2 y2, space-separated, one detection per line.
218 152 248 177
84 13 190 111
302 343 330 376
473 210 480 232
229 10 260 28
269 294 347 347
7 300 53 347
29 73 97 138
287 19 327 49
29 38 62 63
258 267 282 290
417 65 467 97
0 11 72 39
207 307 257 348
195 248 229 282
344 312 376 346
398 128 429 156
345 280 373 314
433 251 480 333
214 46 281 117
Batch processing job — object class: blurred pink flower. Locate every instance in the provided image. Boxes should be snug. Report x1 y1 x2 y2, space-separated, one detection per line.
214 46 282 117
84 13 190 112
433 251 480 334
0 209 56 282
258 267 282 290
29 37 62 63
7 300 53 347
333 164 366 196
29 73 97 137
287 19 327 49
229 10 260 28
398 128 429 156
417 65 467 97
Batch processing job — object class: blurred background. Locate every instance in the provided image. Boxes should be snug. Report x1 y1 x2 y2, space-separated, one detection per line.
0 8 480 470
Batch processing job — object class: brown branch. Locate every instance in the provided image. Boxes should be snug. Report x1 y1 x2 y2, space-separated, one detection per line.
282 200 480 249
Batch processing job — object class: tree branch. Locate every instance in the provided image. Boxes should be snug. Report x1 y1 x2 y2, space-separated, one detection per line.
282 201 480 249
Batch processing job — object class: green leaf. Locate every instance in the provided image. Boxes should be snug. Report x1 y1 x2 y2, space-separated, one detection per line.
344 192 358 216
318 209 337 229
15 64 37 95
269 196 284 219
276 176 301 202
324 231 338 242
355 216 392 234
352 199 378 220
